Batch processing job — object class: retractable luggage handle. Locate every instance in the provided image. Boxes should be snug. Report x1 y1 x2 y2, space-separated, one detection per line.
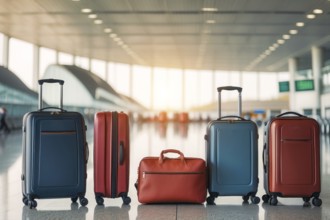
217 86 242 119
38 79 64 111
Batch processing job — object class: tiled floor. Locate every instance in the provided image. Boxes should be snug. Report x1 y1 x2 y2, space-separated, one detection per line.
0 121 329 219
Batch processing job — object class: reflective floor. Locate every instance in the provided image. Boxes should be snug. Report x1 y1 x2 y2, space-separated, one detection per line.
1 121 330 219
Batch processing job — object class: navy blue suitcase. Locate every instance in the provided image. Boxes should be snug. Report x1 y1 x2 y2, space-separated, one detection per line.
21 79 89 209
205 86 260 204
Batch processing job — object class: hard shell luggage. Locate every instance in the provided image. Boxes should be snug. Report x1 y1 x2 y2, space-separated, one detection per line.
136 149 207 204
205 86 260 205
94 111 131 205
21 79 89 209
262 111 322 206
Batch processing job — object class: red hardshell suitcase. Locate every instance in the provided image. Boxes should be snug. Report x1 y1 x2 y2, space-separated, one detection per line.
94 111 131 205
262 111 322 206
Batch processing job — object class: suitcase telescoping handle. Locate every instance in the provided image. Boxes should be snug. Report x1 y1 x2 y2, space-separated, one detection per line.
38 79 64 111
217 86 242 118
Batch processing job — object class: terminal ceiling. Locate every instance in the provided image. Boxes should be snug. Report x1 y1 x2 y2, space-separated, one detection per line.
1 0 330 72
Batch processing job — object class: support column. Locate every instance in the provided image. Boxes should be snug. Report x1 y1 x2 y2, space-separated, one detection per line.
311 46 322 116
2 35 9 68
182 70 186 110
32 45 40 91
129 64 133 98
150 67 155 110
288 58 297 111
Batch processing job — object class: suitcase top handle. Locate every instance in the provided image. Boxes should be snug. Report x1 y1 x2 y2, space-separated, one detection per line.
159 149 185 164
276 111 307 118
218 115 246 121
38 79 64 85
217 86 242 93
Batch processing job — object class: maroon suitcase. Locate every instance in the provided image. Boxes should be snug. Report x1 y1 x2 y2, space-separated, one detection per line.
262 111 322 207
94 111 131 205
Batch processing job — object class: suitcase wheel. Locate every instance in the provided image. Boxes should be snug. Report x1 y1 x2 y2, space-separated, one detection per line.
242 195 249 202
22 196 29 206
206 196 215 205
28 200 37 209
262 194 270 203
71 197 78 203
251 196 260 204
95 196 104 206
79 197 89 207
122 196 131 205
312 198 322 207
269 196 278 206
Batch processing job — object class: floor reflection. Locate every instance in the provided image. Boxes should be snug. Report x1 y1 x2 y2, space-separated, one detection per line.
0 121 329 219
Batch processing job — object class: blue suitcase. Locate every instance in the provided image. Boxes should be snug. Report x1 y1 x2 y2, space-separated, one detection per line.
205 86 260 204
21 79 89 209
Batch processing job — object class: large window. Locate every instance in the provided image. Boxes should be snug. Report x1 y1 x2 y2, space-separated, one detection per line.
40 47 56 78
8 38 34 88
132 65 151 108
58 52 73 65
91 59 106 80
0 33 4 66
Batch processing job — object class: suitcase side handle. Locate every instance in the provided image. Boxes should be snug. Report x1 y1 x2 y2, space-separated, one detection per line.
217 86 242 118
38 78 64 110
276 111 306 118
159 149 185 164
119 141 125 165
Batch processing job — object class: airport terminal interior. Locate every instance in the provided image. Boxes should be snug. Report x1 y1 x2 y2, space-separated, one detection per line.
1 0 330 219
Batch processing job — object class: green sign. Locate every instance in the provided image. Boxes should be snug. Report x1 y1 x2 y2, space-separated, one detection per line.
295 79 314 91
279 81 290 92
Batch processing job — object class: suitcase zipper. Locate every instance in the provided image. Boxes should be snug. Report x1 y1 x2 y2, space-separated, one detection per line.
142 171 204 178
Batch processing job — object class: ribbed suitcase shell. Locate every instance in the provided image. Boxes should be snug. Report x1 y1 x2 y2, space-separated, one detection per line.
205 86 259 204
94 111 131 205
263 113 322 206
206 120 259 198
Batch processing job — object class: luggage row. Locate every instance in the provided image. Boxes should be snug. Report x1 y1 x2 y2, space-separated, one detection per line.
21 80 322 209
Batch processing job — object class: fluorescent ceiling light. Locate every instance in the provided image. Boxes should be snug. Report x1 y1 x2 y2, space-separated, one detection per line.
306 14 316 19
277 39 285 44
94 19 103 24
296 22 305 27
206 20 216 24
313 9 323 14
72 0 80 1
110 33 117 38
289 29 298 35
88 14 97 19
81 8 92 13
202 7 218 12
282 34 290 40
104 28 112 33
269 46 276 51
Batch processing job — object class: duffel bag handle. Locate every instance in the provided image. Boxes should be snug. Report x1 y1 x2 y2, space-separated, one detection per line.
276 111 306 118
159 149 185 164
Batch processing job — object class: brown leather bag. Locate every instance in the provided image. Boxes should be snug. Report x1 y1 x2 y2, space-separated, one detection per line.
136 149 207 204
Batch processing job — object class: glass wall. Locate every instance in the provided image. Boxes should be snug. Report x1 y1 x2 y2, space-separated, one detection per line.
8 38 34 88
1 33 288 111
